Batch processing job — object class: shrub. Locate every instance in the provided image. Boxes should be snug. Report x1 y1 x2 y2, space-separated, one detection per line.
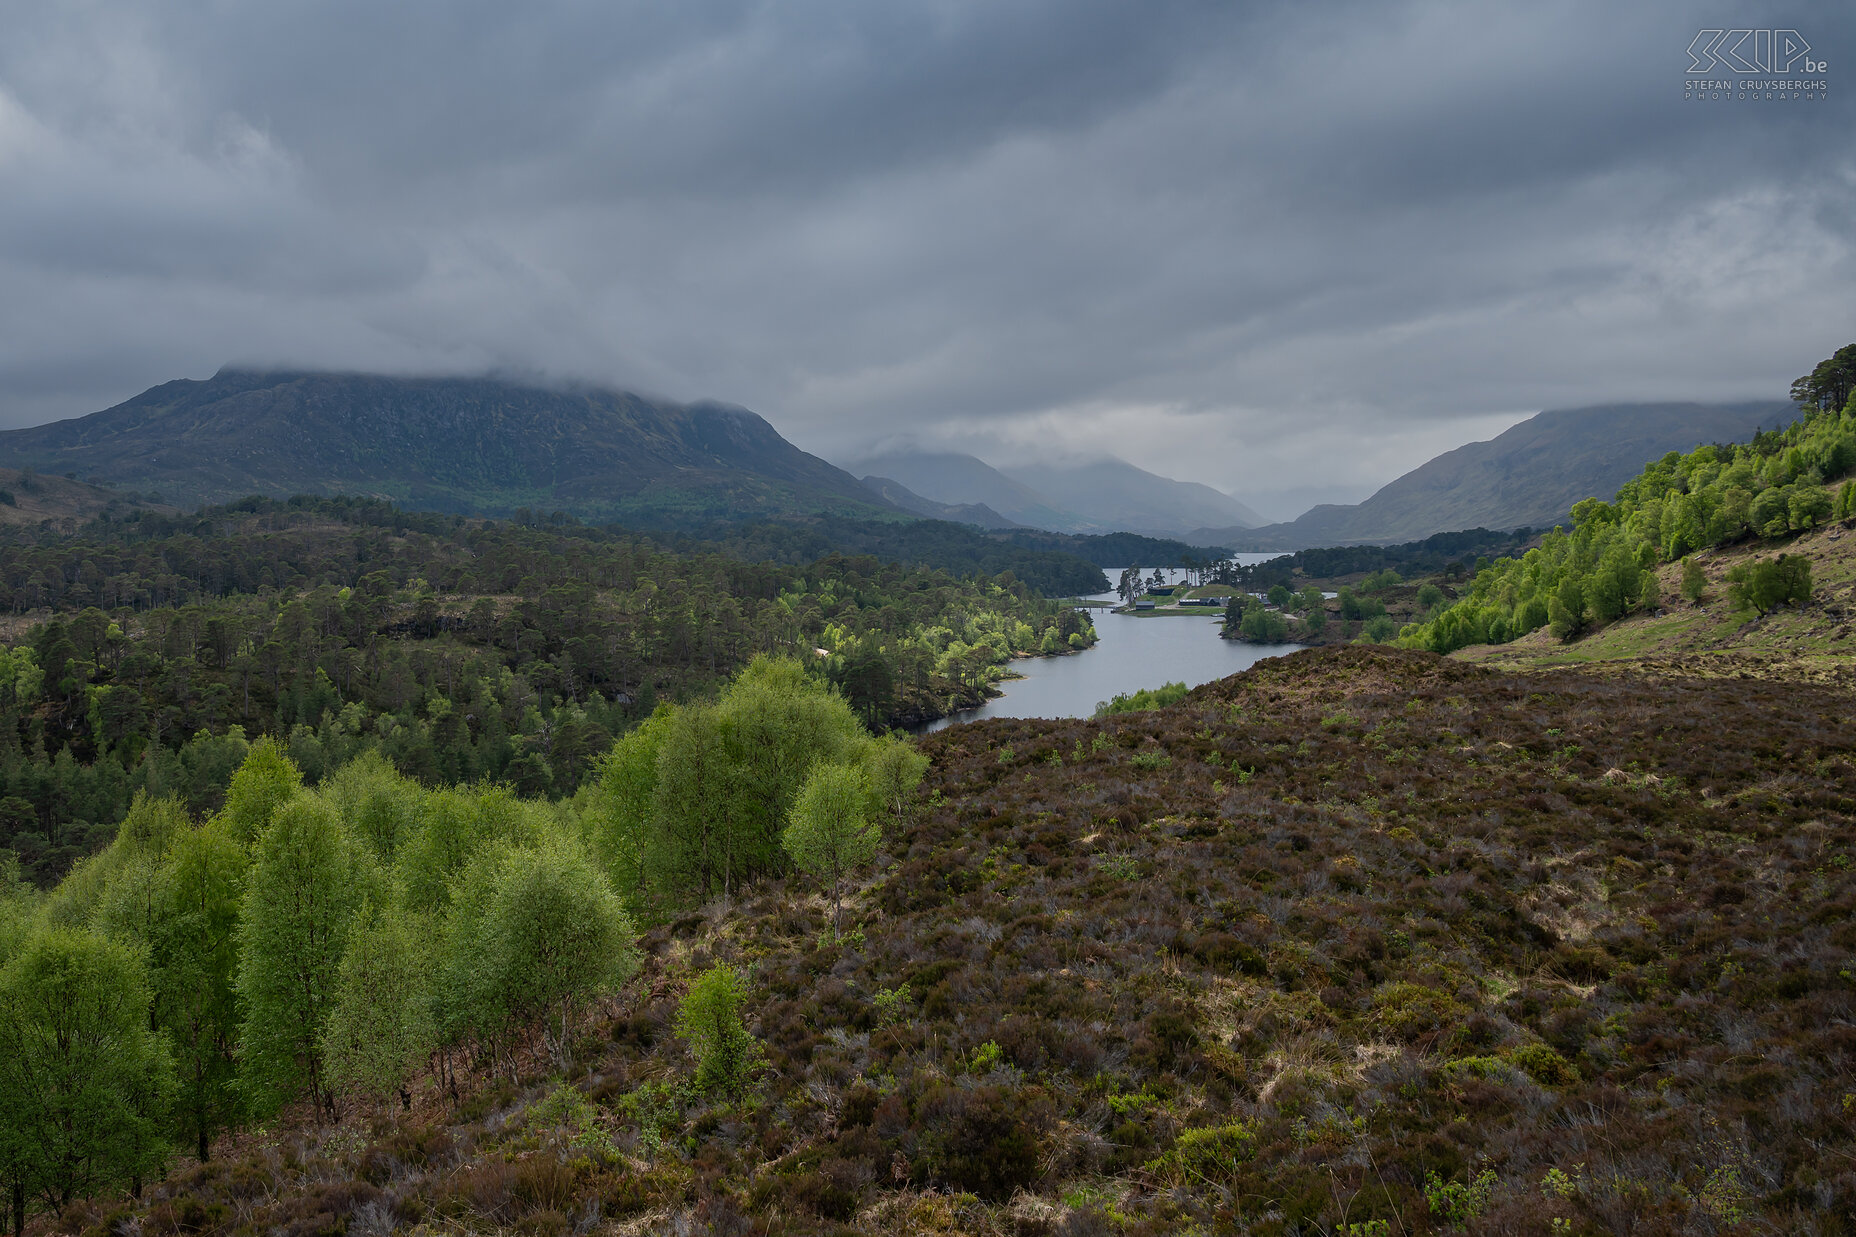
677 963 764 1096
916 1084 1046 1200
1424 1168 1497 1228
1146 1121 1258 1186
1726 553 1812 614
1506 1042 1580 1087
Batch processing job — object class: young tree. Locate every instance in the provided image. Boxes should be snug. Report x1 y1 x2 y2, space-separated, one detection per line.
864 735 930 825
218 739 304 846
783 763 879 932
481 841 638 1072
717 657 864 876
320 900 436 1106
1727 554 1813 615
319 751 421 863
650 703 737 898
1680 557 1707 603
676 963 762 1097
236 797 371 1120
0 928 175 1219
153 822 247 1162
587 705 675 898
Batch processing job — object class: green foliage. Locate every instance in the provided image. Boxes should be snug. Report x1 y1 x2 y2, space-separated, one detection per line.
783 763 880 932
479 839 637 1069
526 1083 615 1159
320 900 436 1101
236 794 373 1118
1095 681 1190 717
585 705 675 899
150 819 247 1160
1402 394 1855 653
1506 1042 1580 1087
1424 1168 1498 1228
317 752 421 863
676 963 762 1097
1725 553 1812 615
0 926 175 1210
1146 1121 1258 1187
864 735 929 824
1238 600 1292 642
218 739 302 847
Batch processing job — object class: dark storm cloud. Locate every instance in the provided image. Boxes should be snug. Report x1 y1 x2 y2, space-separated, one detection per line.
0 1 1851 514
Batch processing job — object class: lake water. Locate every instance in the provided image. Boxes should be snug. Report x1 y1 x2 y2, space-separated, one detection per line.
923 558 1299 731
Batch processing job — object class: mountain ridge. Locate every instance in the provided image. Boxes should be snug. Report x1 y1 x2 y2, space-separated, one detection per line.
1200 400 1797 549
847 449 1261 539
0 368 894 528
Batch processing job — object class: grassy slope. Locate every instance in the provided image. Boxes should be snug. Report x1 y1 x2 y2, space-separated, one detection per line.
1453 515 1856 685
49 646 1856 1236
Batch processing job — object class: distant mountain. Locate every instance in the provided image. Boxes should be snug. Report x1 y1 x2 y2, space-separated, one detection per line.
848 449 1261 538
857 475 1024 529
1002 459 1263 538
847 451 1083 532
0 369 892 527
1199 400 1798 550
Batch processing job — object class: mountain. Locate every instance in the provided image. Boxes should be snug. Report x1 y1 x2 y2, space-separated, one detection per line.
0 368 893 527
1002 458 1263 538
857 475 1024 529
847 451 1082 532
847 450 1262 539
1200 400 1797 550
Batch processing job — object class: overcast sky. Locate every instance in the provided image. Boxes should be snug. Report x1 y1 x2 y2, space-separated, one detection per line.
2 2 1852 519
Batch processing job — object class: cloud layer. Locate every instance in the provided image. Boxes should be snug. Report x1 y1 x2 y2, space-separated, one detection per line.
2 1 1851 517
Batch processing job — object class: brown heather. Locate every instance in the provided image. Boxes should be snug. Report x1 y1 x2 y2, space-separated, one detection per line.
49 645 1856 1236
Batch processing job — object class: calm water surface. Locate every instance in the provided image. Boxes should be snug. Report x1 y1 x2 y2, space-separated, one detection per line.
924 559 1298 731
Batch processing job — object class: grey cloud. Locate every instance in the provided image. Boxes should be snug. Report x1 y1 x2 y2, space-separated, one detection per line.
1 1 1852 507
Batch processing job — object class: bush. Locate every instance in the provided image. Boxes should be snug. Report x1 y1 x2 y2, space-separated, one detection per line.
1146 1121 1258 1186
916 1084 1046 1200
677 963 763 1096
1726 553 1812 614
1505 1042 1579 1087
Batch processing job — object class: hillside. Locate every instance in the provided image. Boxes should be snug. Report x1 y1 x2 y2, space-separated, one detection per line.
849 451 1080 532
1206 401 1795 550
0 369 893 528
1002 458 1263 538
25 645 1856 1234
857 475 1023 529
0 467 175 529
848 450 1261 539
1451 512 1856 681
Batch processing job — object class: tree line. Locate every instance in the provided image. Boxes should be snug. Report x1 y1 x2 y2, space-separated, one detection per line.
0 656 920 1233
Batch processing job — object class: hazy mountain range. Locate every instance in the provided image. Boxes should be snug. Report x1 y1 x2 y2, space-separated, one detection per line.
0 372 1802 553
1199 400 1799 550
848 450 1264 540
